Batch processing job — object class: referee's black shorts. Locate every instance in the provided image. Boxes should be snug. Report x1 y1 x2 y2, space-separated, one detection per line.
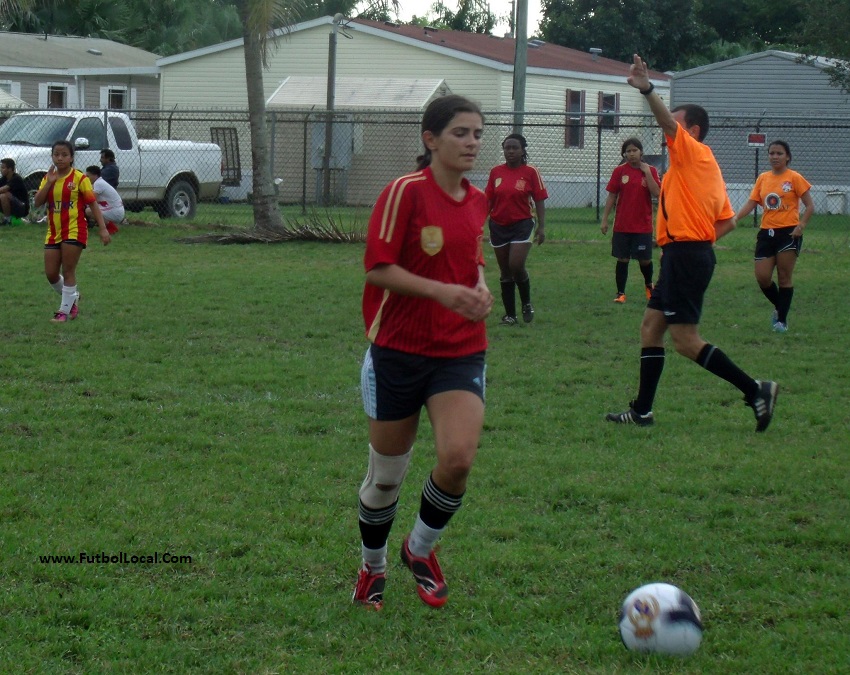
647 241 715 325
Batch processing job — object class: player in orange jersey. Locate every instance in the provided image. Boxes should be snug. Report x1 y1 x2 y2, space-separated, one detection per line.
735 140 814 333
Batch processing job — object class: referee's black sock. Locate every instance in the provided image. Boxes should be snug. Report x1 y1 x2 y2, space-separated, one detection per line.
697 344 758 399
635 347 665 414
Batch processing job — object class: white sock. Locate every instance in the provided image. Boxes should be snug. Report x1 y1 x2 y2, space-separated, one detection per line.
361 544 387 574
59 285 78 314
408 516 443 558
50 275 64 294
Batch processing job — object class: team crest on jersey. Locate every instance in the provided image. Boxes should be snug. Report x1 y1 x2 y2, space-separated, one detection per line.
782 181 792 193
421 225 444 256
622 175 629 184
514 178 527 191
765 192 782 210
494 177 502 188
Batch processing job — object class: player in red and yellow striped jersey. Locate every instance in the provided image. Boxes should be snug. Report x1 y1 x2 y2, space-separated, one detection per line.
354 95 493 611
35 141 110 323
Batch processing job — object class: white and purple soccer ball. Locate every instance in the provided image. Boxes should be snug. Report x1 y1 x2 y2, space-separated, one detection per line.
618 583 703 656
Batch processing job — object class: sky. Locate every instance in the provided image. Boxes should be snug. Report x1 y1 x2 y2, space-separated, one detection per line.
391 0 543 38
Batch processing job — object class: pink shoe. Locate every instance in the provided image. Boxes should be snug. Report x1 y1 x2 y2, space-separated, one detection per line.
51 312 68 323
70 296 79 320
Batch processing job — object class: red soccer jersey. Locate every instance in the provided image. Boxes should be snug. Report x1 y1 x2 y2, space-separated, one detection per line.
485 163 548 226
40 169 96 246
363 167 489 357
605 163 660 234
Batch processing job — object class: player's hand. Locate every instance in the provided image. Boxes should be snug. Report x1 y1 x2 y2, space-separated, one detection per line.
45 164 59 184
792 225 803 238
99 228 112 246
439 283 492 322
628 54 651 91
600 221 609 235
535 228 545 245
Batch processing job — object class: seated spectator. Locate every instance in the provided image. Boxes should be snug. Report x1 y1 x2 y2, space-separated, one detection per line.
85 165 124 234
0 157 30 224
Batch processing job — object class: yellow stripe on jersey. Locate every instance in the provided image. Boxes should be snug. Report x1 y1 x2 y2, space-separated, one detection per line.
366 289 392 342
379 173 427 242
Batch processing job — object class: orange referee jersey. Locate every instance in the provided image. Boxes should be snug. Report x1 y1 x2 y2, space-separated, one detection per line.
656 124 734 247
40 169 96 246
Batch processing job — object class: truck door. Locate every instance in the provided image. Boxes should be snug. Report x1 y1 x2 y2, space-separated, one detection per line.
107 115 141 198
69 117 107 177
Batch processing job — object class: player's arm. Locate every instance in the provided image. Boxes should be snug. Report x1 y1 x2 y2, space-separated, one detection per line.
628 54 677 139
714 217 736 240
534 199 546 245
798 190 815 231
642 164 661 197
600 192 617 234
735 199 758 222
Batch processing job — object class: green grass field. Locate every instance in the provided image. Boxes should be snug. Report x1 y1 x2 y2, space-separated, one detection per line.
2 211 848 673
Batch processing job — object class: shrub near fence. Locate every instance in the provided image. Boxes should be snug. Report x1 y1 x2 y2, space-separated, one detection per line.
3 107 849 227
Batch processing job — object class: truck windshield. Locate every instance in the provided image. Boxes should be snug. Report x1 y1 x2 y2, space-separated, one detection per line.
0 115 75 146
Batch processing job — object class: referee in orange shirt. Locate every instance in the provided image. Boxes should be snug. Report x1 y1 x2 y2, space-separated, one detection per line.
605 55 778 432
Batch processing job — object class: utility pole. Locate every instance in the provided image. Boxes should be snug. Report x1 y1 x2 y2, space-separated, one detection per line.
511 0 528 133
322 13 343 206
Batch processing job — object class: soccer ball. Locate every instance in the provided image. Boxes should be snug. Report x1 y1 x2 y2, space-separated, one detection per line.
618 582 703 656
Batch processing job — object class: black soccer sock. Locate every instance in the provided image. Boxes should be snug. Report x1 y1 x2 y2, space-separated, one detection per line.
615 261 629 295
697 344 758 399
776 286 794 324
358 499 397 551
517 275 531 306
640 261 654 288
760 282 780 309
634 347 665 414
500 279 517 318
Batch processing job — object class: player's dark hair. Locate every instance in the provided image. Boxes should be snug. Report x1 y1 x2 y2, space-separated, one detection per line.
621 137 643 156
416 95 484 170
86 165 102 176
51 140 75 160
101 148 115 161
502 133 529 164
769 140 792 162
1 157 15 171
671 104 710 141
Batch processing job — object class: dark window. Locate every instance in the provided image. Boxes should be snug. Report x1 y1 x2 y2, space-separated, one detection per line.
565 89 585 149
109 117 134 150
72 118 106 150
598 92 620 131
211 127 241 186
47 85 66 108
107 88 126 109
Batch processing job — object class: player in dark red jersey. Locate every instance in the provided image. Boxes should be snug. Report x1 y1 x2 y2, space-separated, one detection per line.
353 95 493 611
600 138 661 303
485 133 548 325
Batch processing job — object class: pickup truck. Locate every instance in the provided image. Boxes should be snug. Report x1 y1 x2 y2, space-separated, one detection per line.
0 110 222 219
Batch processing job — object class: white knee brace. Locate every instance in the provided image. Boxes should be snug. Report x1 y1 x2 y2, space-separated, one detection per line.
359 444 413 510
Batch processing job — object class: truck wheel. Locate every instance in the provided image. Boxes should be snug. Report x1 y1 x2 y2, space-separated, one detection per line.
158 180 197 219
25 173 46 223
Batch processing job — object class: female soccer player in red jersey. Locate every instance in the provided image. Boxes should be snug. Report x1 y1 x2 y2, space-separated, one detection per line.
600 137 661 303
735 140 814 333
34 140 110 323
485 133 548 324
353 95 493 610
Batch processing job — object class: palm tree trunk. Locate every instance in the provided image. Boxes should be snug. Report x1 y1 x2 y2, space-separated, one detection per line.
242 23 283 230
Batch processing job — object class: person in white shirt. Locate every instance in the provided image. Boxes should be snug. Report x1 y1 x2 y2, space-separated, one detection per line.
85 165 124 233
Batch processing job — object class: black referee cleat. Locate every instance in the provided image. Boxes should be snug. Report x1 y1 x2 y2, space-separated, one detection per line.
605 402 654 426
747 380 778 432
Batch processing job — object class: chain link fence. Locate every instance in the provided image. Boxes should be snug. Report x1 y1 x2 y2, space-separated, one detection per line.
2 107 849 226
